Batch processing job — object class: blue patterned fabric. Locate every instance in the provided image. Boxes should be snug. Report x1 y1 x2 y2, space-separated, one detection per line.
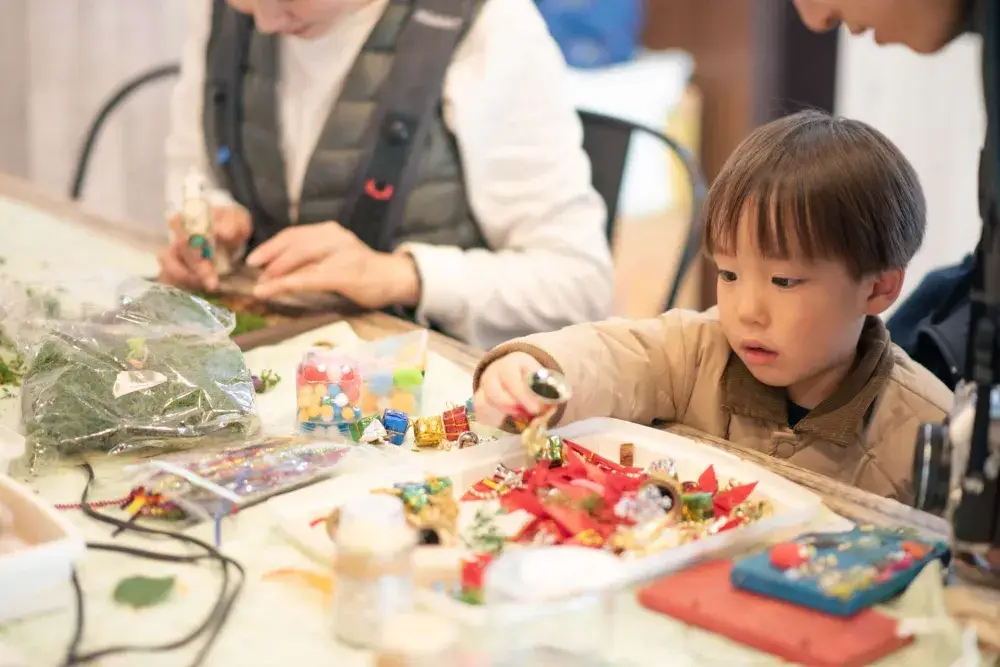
730 528 949 617
535 0 645 69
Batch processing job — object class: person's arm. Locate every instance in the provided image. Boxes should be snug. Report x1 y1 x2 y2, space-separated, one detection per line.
397 0 613 350
164 0 239 217
472 310 722 426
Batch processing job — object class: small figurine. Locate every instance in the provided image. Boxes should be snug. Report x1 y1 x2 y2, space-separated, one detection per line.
518 368 572 461
180 169 232 276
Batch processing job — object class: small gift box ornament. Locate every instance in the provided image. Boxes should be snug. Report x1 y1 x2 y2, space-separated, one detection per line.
442 405 470 441
382 409 410 446
359 417 388 444
459 554 494 605
348 415 377 442
413 416 446 448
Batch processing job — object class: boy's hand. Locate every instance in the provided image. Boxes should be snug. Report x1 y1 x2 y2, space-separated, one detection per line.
157 206 251 292
473 352 546 427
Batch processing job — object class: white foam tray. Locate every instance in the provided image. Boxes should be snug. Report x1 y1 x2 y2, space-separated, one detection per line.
267 418 823 624
0 474 86 623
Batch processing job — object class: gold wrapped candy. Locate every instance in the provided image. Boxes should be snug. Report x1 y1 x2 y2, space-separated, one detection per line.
413 415 446 447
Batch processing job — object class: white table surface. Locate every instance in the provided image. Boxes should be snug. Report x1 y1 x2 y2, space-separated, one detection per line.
0 195 985 667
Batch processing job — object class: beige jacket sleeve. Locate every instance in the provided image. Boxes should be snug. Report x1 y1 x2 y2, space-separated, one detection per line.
473 309 726 426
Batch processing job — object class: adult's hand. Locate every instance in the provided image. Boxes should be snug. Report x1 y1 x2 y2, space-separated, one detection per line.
246 222 421 309
157 206 252 292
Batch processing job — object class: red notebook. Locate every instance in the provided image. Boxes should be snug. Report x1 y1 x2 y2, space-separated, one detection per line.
636 560 911 667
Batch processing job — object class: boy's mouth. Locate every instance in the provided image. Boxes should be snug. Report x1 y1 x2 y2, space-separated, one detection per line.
741 342 778 365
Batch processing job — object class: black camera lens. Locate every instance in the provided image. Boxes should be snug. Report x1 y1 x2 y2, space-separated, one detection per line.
913 422 951 513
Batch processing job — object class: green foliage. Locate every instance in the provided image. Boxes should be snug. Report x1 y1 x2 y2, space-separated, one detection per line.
113 576 176 609
19 287 258 470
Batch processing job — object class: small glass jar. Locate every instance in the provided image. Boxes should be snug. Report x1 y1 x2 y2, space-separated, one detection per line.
331 494 416 648
372 611 460 667
482 546 623 666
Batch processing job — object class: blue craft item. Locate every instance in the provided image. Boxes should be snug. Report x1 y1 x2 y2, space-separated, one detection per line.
336 423 352 437
730 527 949 617
327 383 342 398
300 421 317 433
465 397 476 422
368 371 394 396
382 409 410 446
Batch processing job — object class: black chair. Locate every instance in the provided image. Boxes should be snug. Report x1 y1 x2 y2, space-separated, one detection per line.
69 64 181 201
72 66 707 311
578 110 708 312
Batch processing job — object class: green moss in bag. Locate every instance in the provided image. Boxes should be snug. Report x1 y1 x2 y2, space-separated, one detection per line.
18 286 259 472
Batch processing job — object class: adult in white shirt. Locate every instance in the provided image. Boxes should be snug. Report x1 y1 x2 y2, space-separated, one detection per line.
158 0 613 349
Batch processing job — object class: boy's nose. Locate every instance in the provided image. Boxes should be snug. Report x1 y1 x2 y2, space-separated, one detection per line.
737 288 769 327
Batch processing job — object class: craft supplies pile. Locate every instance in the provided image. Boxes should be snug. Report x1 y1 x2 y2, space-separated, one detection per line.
0 276 971 667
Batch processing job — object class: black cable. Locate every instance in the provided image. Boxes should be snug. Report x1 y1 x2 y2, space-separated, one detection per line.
62 463 245 667
69 64 181 200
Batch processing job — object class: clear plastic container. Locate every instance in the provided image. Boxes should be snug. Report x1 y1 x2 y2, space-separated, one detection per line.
331 494 416 649
482 546 624 666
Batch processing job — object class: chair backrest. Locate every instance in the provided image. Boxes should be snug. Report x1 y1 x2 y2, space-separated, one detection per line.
577 110 708 311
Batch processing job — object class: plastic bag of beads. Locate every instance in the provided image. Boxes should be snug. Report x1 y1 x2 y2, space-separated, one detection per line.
125 434 355 523
296 330 427 443
0 277 259 472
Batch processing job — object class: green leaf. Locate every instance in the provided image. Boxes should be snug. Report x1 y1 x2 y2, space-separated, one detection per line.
113 575 176 609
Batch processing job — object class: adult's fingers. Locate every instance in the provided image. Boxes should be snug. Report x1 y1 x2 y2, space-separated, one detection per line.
252 265 335 300
167 216 219 291
157 247 203 291
213 207 251 247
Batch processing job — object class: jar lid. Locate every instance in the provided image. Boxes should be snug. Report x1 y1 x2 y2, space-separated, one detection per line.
483 546 624 603
336 495 412 552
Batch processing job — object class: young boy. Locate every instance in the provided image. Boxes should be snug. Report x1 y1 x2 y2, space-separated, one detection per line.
472 110 954 504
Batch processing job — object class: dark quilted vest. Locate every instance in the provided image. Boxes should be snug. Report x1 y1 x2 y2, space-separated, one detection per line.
202 0 486 252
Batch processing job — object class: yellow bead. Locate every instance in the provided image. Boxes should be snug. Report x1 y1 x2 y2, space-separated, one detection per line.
298 409 310 423
298 387 314 405
391 391 416 414
308 404 322 419
314 384 329 400
320 404 334 421
341 406 356 421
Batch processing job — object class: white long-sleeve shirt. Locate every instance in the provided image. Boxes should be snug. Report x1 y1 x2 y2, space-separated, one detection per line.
166 0 613 349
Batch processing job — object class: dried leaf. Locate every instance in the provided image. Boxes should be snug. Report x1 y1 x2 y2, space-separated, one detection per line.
113 575 176 609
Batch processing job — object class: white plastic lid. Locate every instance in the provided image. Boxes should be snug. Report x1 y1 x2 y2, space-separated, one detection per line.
336 494 412 552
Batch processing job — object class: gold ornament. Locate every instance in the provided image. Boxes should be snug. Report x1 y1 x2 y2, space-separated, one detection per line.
413 416 446 447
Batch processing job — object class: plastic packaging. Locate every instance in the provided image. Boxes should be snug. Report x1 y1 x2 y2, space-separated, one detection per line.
126 434 355 522
1 278 259 472
296 330 427 441
0 426 24 477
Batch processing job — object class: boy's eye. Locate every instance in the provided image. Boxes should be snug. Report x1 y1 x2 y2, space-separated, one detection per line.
771 276 803 288
717 269 737 283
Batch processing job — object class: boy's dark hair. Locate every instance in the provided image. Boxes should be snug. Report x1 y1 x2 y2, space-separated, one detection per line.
703 110 926 278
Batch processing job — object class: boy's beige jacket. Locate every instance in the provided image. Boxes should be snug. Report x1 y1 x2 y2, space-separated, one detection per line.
473 310 954 504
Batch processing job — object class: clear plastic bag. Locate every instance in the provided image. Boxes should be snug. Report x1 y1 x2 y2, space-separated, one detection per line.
0 277 259 472
127 434 356 522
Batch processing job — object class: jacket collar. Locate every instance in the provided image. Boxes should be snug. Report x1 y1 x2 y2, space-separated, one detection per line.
721 317 894 447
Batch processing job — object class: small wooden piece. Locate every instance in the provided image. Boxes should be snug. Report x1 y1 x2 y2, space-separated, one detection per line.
620 442 635 467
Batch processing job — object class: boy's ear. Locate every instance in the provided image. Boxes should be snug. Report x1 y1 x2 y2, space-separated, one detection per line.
864 268 905 316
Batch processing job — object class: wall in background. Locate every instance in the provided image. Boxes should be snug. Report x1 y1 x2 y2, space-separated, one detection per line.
0 0 184 238
836 30 985 312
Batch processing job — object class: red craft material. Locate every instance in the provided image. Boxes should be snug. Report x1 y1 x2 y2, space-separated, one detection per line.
637 560 911 667
461 553 494 593
442 405 470 441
